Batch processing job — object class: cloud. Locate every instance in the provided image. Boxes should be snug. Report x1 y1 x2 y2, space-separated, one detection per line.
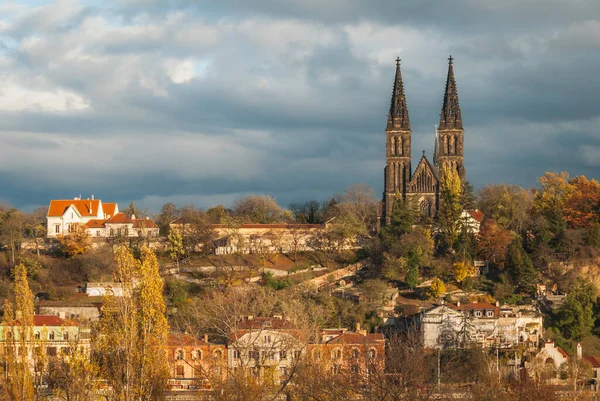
0 0 598 212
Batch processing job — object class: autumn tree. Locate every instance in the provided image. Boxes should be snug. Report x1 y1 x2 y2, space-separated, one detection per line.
46 345 99 401
168 226 185 268
478 184 533 232
97 246 170 400
289 200 328 224
58 223 91 257
24 207 46 258
427 277 446 299
157 202 179 235
562 175 600 228
336 183 377 232
435 166 463 252
477 220 513 266
0 264 35 401
531 172 571 246
0 208 25 265
233 195 287 223
453 262 476 284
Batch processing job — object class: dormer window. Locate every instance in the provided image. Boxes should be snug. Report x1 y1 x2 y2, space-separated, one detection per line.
487 310 494 317
474 311 482 317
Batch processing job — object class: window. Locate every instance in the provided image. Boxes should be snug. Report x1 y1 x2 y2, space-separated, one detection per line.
279 350 287 360
55 224 60 233
124 228 129 237
110 228 114 236
351 365 359 374
63 332 69 341
368 349 376 359
280 367 288 377
47 347 57 356
334 349 342 359
475 311 482 317
293 351 301 360
68 224 74 233
233 350 240 359
96 230 101 237
176 365 184 377
61 347 71 355
175 350 184 360
117 228 122 236
193 350 202 360
34 331 41 340
49 331 55 340
261 351 267 360
214 350 223 359
487 310 494 317
333 364 340 374
352 349 360 359
264 335 272 343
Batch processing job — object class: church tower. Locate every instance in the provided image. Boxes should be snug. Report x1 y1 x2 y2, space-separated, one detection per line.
383 58 411 224
436 56 465 180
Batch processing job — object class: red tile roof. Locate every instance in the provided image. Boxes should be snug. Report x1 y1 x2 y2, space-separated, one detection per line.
583 356 600 368
85 219 107 228
326 332 385 345
168 333 209 347
103 203 117 218
556 347 570 358
133 219 159 229
7 315 79 327
47 199 101 217
106 213 132 224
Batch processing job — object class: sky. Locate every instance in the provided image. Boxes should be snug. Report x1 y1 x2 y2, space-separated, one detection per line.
1 0 599 213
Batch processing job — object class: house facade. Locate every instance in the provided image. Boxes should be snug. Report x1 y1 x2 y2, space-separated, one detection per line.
46 197 118 237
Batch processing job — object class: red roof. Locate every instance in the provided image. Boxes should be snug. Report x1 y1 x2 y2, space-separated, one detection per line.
168 333 210 347
583 356 600 368
556 347 570 358
326 332 385 345
133 219 158 229
468 210 484 223
106 213 132 224
7 315 79 327
47 199 101 217
103 203 118 218
85 219 107 228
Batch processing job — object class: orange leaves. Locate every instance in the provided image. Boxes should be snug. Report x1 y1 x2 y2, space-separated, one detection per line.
563 175 600 228
477 220 513 266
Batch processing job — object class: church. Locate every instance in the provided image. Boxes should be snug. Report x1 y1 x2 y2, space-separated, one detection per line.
377 56 465 230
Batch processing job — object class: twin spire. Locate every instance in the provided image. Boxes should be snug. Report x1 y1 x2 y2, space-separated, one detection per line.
388 56 462 131
387 57 410 130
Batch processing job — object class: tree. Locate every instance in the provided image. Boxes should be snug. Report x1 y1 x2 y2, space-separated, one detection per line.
168 226 185 268
124 201 142 218
453 262 475 283
460 180 476 210
405 263 419 289
58 223 91 257
47 345 99 401
0 208 25 265
158 202 179 235
207 204 230 223
289 200 327 224
326 206 367 253
24 207 46 258
335 183 377 232
381 195 414 242
0 263 35 401
382 254 408 281
427 277 446 299
583 222 600 247
435 166 463 252
478 184 533 232
97 246 170 400
504 240 538 294
233 195 286 224
477 220 513 266
562 175 600 228
554 278 595 341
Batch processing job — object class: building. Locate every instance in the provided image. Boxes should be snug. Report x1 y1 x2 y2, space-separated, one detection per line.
420 302 542 349
167 334 227 391
86 213 160 238
459 210 484 235
308 327 386 377
46 197 118 237
378 57 466 229
227 316 306 384
38 300 102 322
84 282 124 297
0 315 91 358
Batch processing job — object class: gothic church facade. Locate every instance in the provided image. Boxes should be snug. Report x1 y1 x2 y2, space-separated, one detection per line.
377 56 465 230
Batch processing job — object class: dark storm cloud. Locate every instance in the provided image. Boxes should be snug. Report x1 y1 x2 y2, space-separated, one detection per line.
0 0 598 212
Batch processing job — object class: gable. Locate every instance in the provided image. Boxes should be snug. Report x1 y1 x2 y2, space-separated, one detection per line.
408 157 439 194
48 199 102 217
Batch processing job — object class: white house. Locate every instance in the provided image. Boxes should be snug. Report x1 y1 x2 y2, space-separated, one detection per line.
46 197 118 237
459 209 484 234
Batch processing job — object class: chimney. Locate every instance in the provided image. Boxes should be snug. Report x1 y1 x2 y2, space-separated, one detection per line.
91 194 94 200
131 214 136 220
577 343 583 359
457 301 461 307
495 301 500 307
356 322 361 332
203 334 208 343
247 315 253 320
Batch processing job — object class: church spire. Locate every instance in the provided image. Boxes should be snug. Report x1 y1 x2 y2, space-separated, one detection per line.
433 125 439 166
439 55 462 130
387 57 410 130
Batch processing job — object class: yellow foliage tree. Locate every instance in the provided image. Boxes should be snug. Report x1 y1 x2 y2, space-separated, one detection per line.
453 262 476 283
437 166 463 250
1 264 35 401
427 277 446 299
98 246 170 400
58 223 91 257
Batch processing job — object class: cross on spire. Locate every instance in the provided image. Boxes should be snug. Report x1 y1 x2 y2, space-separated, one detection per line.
422 150 426 157
387 57 410 130
439 56 462 130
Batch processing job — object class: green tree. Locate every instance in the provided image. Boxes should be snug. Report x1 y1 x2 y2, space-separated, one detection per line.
124 201 142 218
555 279 595 341
158 202 179 235
504 239 538 295
583 222 600 247
405 262 419 289
0 208 24 265
382 195 414 242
